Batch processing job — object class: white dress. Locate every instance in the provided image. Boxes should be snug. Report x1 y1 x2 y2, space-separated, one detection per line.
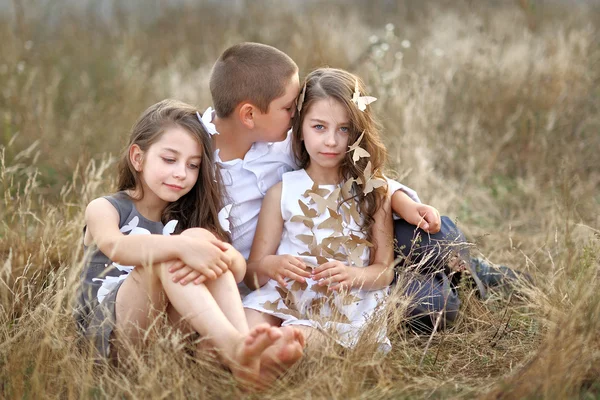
243 169 390 351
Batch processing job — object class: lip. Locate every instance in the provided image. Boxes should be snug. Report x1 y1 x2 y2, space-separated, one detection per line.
164 183 185 191
320 152 340 157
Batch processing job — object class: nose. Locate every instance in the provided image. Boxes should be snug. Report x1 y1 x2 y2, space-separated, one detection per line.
324 130 337 147
173 162 187 179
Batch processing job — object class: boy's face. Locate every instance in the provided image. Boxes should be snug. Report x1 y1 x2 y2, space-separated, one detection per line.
254 72 300 143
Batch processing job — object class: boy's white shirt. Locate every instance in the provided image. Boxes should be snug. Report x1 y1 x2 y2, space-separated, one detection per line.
203 107 421 261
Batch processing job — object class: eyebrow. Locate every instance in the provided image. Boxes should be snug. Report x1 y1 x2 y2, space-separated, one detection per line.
162 148 202 158
308 118 350 125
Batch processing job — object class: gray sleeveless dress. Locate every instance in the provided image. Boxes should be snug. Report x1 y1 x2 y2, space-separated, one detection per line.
73 191 176 358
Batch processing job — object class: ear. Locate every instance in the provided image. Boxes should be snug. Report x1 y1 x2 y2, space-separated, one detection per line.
129 144 144 172
238 102 256 129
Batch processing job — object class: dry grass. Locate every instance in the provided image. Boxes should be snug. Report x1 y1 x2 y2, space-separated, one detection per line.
1 0 599 398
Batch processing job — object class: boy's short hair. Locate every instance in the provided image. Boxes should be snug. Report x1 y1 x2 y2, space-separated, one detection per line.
209 42 298 118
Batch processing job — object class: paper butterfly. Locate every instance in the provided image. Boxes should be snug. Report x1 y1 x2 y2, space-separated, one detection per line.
347 131 370 164
297 82 307 112
359 161 387 195
197 107 219 135
218 204 233 233
352 80 377 112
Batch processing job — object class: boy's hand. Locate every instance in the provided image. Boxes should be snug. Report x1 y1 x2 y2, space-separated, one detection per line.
260 255 310 288
402 203 441 234
390 191 441 233
312 261 357 291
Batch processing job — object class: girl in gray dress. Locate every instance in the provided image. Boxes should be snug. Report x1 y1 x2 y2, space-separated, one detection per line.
74 99 304 387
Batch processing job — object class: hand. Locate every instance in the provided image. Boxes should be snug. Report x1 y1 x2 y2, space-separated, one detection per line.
260 255 311 287
170 234 232 284
403 203 441 234
168 261 210 286
312 261 357 291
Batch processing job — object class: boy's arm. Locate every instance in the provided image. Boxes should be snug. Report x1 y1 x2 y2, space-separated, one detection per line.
386 176 441 234
391 190 441 234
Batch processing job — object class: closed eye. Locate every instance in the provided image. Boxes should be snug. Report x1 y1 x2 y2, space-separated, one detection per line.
162 157 176 164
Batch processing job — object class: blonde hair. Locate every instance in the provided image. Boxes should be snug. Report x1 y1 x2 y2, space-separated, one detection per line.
209 42 298 118
291 68 388 244
117 99 229 241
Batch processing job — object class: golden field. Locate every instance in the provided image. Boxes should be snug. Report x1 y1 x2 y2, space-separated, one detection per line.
1 0 599 398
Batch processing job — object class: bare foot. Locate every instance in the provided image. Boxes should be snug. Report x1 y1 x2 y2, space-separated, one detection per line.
259 326 305 382
226 324 282 390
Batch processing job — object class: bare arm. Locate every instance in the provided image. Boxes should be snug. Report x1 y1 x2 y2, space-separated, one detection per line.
243 183 310 290
391 189 441 234
85 198 230 277
244 183 285 289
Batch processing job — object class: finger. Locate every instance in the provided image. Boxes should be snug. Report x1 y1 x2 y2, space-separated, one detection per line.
204 269 218 280
313 261 335 275
286 264 310 279
317 271 342 285
207 256 224 276
194 275 207 285
218 259 230 273
283 269 306 283
294 265 311 277
276 275 287 287
172 266 193 282
168 260 185 273
313 265 340 281
210 238 229 252
180 271 201 286
292 257 308 268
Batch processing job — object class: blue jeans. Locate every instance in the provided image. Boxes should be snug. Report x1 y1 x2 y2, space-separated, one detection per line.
393 216 467 332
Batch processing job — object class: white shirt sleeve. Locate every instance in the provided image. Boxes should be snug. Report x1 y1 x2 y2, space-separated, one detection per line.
385 176 421 204
385 176 421 221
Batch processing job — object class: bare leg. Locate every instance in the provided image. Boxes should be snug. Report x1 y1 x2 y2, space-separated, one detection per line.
115 260 282 387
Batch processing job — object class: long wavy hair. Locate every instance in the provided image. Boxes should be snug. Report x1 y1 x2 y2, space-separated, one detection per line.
291 68 389 246
117 99 229 241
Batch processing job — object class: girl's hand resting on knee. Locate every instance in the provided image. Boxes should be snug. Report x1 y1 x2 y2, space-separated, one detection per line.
169 235 232 285
312 261 357 291
259 255 311 288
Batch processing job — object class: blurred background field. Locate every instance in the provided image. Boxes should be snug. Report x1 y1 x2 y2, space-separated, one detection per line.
1 0 599 398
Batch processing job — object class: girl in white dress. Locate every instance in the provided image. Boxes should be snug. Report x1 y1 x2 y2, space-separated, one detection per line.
243 68 395 350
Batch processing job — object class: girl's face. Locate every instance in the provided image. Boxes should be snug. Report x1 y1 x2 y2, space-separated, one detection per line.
301 97 350 180
132 126 202 205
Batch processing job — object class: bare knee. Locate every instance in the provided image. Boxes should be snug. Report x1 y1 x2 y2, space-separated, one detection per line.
181 227 217 240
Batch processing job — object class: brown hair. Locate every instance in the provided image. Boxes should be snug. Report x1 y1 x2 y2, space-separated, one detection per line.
291 68 388 245
209 42 298 118
117 99 230 241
